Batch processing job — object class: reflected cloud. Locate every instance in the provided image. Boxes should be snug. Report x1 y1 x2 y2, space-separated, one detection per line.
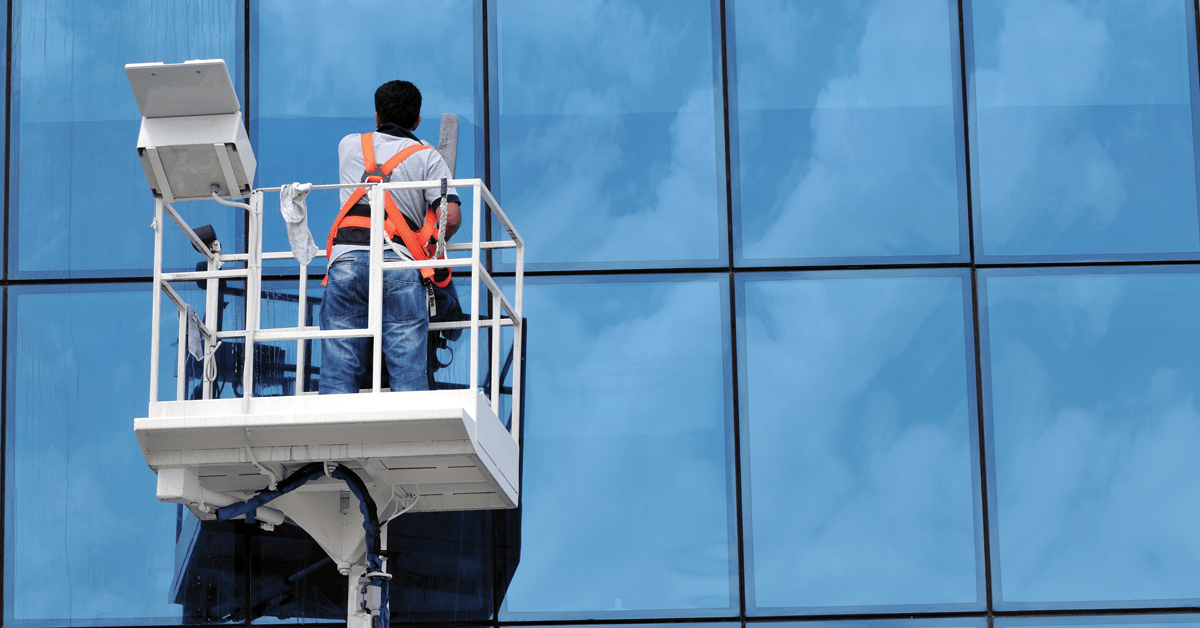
10 289 178 621
496 0 721 265
974 0 1108 108
20 1 238 123
497 0 709 116
502 279 732 614
504 89 720 265
255 0 480 258
974 0 1121 251
739 0 961 260
258 0 474 120
972 0 1199 256
15 1 239 277
986 272 1200 602
743 275 977 608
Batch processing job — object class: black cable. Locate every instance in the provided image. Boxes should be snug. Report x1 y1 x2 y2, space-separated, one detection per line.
216 462 390 628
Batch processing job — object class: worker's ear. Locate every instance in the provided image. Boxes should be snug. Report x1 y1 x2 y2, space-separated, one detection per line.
411 116 421 131
375 112 380 127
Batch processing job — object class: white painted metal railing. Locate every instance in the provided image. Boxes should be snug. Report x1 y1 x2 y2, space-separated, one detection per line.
148 178 525 445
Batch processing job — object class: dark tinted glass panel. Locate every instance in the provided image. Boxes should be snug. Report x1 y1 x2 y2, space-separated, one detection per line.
157 280 212 402
499 277 735 618
494 0 726 269
254 1 480 272
733 0 965 264
251 509 514 624
969 0 1200 260
249 523 344 625
982 269 1200 607
5 285 239 625
11 0 241 279
739 271 981 613
252 278 323 398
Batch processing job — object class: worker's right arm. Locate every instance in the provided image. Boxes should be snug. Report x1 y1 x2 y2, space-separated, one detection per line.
443 201 461 239
426 153 462 240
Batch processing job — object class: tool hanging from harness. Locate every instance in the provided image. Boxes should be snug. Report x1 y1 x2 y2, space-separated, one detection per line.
324 132 452 288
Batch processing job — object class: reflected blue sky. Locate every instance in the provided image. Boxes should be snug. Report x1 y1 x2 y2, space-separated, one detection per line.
500 277 735 618
254 0 480 264
11 0 1200 623
12 0 240 278
734 0 964 263
970 0 1200 259
983 270 1200 606
785 620 986 628
5 286 182 624
997 618 1200 628
494 0 725 268
739 272 981 611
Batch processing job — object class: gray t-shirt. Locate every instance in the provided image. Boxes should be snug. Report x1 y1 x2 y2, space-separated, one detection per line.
329 131 457 265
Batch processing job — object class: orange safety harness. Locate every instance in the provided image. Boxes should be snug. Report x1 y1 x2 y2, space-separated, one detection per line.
324 132 451 287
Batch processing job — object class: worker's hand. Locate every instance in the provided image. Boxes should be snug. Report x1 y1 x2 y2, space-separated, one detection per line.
445 202 461 240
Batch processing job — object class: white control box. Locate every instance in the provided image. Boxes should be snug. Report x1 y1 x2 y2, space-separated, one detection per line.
126 59 256 201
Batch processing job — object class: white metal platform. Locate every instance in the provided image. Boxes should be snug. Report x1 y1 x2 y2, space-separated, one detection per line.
138 388 519 568
137 389 519 513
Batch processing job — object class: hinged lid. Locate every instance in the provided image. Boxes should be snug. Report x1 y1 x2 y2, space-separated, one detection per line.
126 59 240 118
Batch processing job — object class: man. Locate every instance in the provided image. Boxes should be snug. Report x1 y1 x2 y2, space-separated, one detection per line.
319 80 461 394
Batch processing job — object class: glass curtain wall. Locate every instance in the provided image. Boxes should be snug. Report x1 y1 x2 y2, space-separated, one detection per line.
4 0 1200 627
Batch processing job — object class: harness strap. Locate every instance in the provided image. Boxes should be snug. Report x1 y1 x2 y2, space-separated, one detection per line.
324 133 444 285
362 132 378 174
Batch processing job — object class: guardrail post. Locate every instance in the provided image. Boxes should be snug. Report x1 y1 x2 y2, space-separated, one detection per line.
469 182 482 394
204 248 219 400
368 184 385 393
296 262 309 394
177 308 188 400
242 191 263 406
150 199 164 403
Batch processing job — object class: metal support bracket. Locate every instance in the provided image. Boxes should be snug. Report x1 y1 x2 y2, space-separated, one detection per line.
145 146 176 204
213 142 243 200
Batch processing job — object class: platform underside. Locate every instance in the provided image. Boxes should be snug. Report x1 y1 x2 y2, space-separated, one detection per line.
136 390 519 515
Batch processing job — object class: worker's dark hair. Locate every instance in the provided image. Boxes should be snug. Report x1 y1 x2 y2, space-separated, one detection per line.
375 80 422 129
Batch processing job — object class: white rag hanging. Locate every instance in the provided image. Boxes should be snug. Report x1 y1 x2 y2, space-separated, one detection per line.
279 182 318 265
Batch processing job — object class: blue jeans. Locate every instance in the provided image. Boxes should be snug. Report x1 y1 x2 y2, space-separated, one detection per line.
319 250 428 394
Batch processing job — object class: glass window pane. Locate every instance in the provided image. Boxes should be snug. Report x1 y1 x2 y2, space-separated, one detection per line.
982 269 1200 608
494 0 726 270
775 619 987 628
11 0 241 279
254 0 480 273
998 618 1200 628
518 624 738 628
0 11 7 269
969 0 1200 260
4 285 240 625
734 0 966 264
739 271 982 613
499 277 736 618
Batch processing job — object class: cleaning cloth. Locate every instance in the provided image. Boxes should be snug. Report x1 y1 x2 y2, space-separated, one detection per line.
279 182 318 265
